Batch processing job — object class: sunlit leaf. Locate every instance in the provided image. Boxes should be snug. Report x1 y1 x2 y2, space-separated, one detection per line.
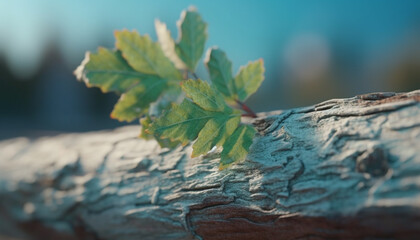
76 8 262 169
74 48 143 93
181 79 227 112
220 125 256 170
139 115 155 140
111 76 169 122
75 31 184 122
192 115 240 158
151 80 240 148
151 99 213 146
175 8 208 71
234 59 265 101
155 19 187 70
205 48 236 100
150 79 253 165
205 48 265 103
115 30 182 80
140 115 180 148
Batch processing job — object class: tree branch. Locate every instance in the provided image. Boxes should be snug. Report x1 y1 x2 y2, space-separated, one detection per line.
1 90 420 240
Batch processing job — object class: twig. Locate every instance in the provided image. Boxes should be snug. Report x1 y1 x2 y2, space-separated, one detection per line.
236 100 257 118
191 72 199 80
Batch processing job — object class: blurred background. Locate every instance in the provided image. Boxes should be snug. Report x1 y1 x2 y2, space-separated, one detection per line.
1 0 420 140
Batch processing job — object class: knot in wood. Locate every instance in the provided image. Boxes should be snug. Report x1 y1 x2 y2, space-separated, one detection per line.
356 147 389 177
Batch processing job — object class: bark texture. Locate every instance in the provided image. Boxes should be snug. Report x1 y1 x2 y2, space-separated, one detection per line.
1 90 420 240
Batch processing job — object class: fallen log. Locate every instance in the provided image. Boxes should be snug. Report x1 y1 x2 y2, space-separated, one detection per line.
1 90 420 240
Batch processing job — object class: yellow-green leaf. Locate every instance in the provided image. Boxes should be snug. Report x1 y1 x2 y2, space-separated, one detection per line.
140 116 180 149
151 99 213 145
205 48 265 103
175 8 208 71
234 59 265 101
205 48 236 100
150 79 253 166
220 125 256 170
192 116 240 158
111 76 168 122
151 80 240 150
181 79 227 112
115 30 182 80
75 39 184 122
74 8 261 169
155 19 187 70
74 48 144 93
139 115 154 140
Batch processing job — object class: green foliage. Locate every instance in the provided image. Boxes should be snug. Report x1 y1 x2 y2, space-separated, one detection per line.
75 31 182 122
74 48 141 93
115 30 182 80
110 76 168 121
220 125 256 169
234 59 265 101
156 7 207 72
140 116 180 148
150 80 242 162
175 9 208 71
75 7 265 169
205 48 235 101
205 48 265 102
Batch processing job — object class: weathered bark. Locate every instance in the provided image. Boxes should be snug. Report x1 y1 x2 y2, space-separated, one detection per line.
1 90 420 240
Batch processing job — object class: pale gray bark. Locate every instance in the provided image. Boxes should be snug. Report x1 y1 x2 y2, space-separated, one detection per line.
1 90 420 240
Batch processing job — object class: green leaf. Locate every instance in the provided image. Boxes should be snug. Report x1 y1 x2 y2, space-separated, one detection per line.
234 59 265 101
75 8 261 169
74 48 144 93
150 79 254 166
155 19 187 70
181 79 227 112
139 115 155 140
151 99 214 146
140 115 180 149
220 125 256 170
150 80 240 148
110 76 169 122
175 8 208 71
205 48 265 103
205 48 236 100
192 115 240 158
75 33 185 122
115 30 182 80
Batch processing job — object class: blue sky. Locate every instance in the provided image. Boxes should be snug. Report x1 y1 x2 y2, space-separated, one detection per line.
1 0 420 136
1 0 420 97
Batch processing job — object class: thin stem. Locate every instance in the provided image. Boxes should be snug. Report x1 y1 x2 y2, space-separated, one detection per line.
236 100 257 118
191 72 199 80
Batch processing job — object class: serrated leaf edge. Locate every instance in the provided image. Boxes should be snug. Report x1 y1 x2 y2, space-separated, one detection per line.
155 19 188 70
